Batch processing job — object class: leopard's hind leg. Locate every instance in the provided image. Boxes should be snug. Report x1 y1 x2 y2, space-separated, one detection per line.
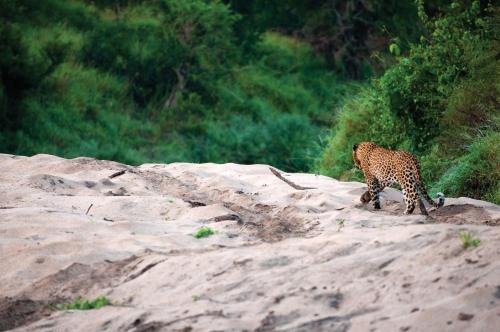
400 181 419 215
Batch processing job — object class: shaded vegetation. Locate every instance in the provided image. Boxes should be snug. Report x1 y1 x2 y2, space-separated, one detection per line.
0 0 350 171
0 0 498 203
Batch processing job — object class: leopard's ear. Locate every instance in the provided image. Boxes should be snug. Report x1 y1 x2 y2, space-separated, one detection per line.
353 143 359 151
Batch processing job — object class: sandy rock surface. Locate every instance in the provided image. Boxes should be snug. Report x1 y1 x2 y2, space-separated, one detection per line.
0 153 499 332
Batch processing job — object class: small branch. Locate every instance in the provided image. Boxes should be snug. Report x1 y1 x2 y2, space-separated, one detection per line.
269 167 316 190
185 200 206 207
109 170 126 179
164 67 186 109
85 203 94 215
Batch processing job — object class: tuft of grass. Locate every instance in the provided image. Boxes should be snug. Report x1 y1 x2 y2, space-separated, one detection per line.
460 232 481 249
336 219 345 232
56 296 111 310
193 226 215 239
192 294 201 301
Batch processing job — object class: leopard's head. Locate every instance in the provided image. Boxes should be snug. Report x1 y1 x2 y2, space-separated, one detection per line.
352 142 377 170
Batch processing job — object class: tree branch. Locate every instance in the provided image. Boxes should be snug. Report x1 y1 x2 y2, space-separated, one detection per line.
269 167 316 190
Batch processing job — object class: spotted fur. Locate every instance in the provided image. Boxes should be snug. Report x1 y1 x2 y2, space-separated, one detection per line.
353 142 444 215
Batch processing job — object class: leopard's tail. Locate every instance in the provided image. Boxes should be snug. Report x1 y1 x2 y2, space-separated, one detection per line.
415 159 444 209
417 182 445 208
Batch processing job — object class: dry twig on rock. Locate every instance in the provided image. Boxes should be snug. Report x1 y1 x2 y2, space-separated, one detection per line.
269 167 316 190
109 170 126 179
85 203 93 215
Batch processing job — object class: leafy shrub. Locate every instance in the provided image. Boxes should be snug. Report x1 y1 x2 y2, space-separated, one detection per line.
193 227 215 239
459 232 481 249
379 0 495 151
56 296 110 310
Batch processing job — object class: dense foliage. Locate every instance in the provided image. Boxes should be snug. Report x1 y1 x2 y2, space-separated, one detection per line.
0 0 350 171
1 0 498 203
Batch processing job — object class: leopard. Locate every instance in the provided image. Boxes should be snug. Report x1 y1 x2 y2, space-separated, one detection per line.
352 141 444 215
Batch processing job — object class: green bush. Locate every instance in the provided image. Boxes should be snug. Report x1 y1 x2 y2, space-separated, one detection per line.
379 0 494 151
193 227 215 239
56 296 110 310
460 232 481 249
